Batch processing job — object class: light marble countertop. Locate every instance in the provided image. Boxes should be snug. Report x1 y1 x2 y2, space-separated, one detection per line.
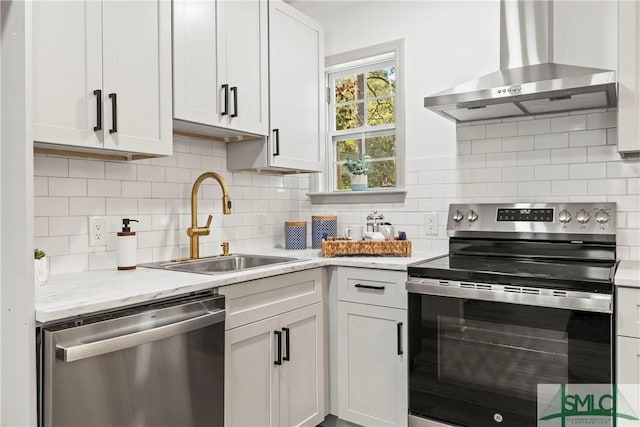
36 249 440 324
615 260 640 288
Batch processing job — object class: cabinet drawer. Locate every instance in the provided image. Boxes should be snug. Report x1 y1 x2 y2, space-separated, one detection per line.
337 267 407 309
618 287 640 338
219 268 323 330
617 336 640 384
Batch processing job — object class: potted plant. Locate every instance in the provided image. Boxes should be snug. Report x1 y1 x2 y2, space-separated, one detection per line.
343 154 372 191
34 248 48 286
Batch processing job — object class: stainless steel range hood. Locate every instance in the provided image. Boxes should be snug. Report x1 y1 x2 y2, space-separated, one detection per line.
424 1 617 123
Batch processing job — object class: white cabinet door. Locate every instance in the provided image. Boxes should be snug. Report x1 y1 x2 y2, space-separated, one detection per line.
618 336 640 384
618 0 640 156
338 301 407 427
224 0 269 136
268 0 323 172
33 1 103 149
101 0 172 156
225 315 281 427
280 303 325 427
172 0 224 128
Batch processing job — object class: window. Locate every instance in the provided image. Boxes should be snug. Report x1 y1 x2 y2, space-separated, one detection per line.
322 40 404 197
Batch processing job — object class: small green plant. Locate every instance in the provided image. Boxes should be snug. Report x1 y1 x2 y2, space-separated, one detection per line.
343 154 372 175
34 249 46 260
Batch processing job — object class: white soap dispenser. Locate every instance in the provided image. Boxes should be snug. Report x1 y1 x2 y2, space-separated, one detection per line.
117 218 139 270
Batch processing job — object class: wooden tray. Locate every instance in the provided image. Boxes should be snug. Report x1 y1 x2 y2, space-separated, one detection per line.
321 237 411 257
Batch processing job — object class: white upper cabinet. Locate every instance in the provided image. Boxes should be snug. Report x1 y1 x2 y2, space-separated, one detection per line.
618 0 640 157
173 0 269 139
33 0 172 157
226 0 324 173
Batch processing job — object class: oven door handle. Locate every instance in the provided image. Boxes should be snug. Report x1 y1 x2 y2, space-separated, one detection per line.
406 279 612 313
55 309 225 363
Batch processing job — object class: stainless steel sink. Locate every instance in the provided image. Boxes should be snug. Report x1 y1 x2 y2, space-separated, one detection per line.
141 254 300 275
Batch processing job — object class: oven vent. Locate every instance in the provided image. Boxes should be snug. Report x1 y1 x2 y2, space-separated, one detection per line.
460 283 476 289
553 290 568 297
503 286 541 295
438 280 451 286
475 284 493 291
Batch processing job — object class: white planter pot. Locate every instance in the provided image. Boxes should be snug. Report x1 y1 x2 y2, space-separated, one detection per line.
351 174 368 191
34 257 49 286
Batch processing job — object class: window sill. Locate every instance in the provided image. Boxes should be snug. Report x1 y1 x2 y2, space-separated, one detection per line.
307 189 407 205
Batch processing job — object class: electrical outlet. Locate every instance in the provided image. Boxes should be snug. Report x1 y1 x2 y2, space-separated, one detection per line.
256 213 266 235
424 212 438 236
89 216 106 246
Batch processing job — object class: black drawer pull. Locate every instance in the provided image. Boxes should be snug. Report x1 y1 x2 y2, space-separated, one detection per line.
282 327 290 362
274 330 282 366
230 86 238 118
108 93 117 134
354 283 385 291
273 129 280 156
93 89 102 131
397 322 403 355
221 84 229 116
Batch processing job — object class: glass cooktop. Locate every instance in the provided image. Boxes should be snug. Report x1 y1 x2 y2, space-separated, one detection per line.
408 254 618 293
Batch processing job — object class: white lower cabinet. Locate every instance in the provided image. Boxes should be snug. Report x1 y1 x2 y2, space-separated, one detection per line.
338 301 407 427
617 287 640 385
618 336 640 384
335 267 408 427
221 269 325 427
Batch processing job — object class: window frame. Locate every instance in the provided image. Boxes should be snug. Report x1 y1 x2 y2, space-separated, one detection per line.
309 39 406 204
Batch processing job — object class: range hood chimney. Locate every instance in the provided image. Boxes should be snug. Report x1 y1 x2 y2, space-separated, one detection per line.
424 0 617 123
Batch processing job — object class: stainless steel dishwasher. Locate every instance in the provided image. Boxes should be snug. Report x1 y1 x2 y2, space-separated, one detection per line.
38 292 224 427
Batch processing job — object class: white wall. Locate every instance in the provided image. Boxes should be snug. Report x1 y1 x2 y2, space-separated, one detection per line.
310 0 639 260
34 136 309 273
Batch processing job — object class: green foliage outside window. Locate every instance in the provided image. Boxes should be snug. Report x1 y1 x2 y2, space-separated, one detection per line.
333 66 397 190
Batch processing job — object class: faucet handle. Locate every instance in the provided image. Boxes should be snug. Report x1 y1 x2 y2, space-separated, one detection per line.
205 214 213 229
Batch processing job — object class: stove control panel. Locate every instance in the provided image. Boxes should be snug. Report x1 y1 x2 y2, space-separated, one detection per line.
447 203 616 238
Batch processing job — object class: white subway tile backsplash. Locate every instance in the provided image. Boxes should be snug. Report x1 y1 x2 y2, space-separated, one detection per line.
517 150 551 166
518 181 551 196
552 180 587 196
458 183 486 197
35 156 68 177
471 138 502 154
137 165 166 182
34 176 48 196
472 168 501 182
50 254 88 274
535 165 569 180
106 162 137 181
34 236 69 256
587 145 620 162
587 111 617 129
456 125 485 141
550 115 587 133
550 148 587 164
69 197 105 216
486 152 517 168
503 166 534 181
607 161 640 178
588 179 628 195
534 133 568 150
106 198 138 215
570 163 606 180
501 136 534 152
138 198 166 215
457 141 472 155
49 217 88 236
569 129 606 147
486 122 517 138
487 182 518 197
151 182 179 199
35 197 69 217
49 177 87 197
69 159 105 179
122 181 152 198
517 119 550 136
34 217 49 237
88 179 121 197
442 169 473 184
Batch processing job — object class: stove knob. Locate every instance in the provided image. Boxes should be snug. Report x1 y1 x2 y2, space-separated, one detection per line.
576 209 590 224
558 209 572 224
467 210 478 222
452 210 464 223
595 209 610 224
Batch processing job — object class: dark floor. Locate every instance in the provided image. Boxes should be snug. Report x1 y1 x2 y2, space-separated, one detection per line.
317 414 362 427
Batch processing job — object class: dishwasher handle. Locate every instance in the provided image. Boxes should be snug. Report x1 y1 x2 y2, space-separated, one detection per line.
56 309 225 363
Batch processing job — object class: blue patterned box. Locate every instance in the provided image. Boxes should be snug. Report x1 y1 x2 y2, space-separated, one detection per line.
312 215 337 249
285 222 307 250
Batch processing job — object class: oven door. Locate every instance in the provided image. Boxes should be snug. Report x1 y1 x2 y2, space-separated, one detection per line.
407 279 612 427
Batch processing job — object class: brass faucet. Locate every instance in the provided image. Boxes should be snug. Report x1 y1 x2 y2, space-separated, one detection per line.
187 172 232 259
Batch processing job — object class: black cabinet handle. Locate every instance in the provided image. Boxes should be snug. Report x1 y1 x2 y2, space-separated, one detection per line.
93 89 102 131
221 84 229 116
354 283 386 291
230 86 238 118
274 330 282 365
397 322 403 355
282 327 290 361
273 129 280 156
108 93 117 134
